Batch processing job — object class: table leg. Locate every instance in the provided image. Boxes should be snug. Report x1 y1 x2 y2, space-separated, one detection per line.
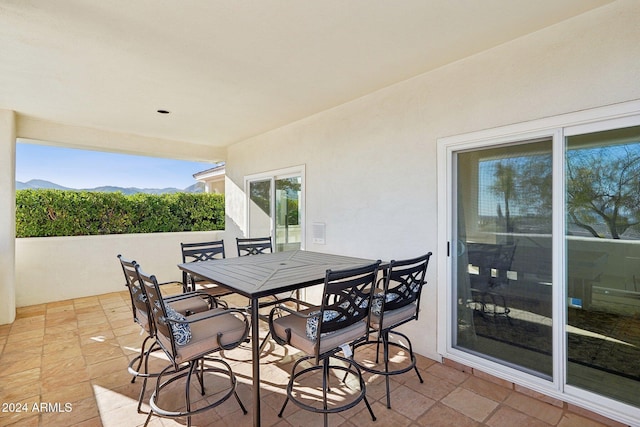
251 297 261 427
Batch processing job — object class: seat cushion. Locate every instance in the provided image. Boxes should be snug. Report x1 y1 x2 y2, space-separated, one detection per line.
272 308 367 356
369 303 416 330
157 308 247 364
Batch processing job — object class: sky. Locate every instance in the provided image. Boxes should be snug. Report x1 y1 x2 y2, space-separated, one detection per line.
15 142 217 190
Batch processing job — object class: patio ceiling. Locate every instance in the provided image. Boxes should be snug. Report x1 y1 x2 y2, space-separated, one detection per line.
0 0 612 150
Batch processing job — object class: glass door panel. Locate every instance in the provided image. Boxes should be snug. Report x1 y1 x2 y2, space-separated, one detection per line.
275 176 302 251
565 126 640 406
248 179 272 238
454 138 553 377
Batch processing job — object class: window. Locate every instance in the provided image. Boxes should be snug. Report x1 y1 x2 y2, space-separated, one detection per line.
438 101 640 425
245 166 305 251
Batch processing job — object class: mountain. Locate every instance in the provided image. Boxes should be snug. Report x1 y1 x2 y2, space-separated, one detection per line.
17 179 71 191
16 179 205 194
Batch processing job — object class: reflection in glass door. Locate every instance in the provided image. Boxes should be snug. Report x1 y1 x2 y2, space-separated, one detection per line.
454 138 554 377
565 126 640 407
275 176 302 251
247 171 303 252
248 179 272 238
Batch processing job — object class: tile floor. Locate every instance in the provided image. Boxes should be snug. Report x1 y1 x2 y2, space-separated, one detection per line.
0 291 630 427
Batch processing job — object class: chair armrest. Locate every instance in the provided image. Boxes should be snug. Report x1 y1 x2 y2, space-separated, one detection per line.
267 300 318 346
158 279 188 294
164 291 214 308
268 297 316 320
158 280 185 287
181 307 248 324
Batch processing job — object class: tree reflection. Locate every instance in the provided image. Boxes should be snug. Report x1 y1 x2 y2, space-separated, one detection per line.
567 143 640 239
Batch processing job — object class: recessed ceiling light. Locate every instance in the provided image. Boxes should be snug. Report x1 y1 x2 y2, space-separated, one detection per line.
156 109 170 114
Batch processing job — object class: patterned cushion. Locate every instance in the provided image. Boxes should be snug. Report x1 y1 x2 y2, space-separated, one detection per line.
305 295 370 340
371 292 399 316
165 304 192 345
371 282 420 315
305 310 340 340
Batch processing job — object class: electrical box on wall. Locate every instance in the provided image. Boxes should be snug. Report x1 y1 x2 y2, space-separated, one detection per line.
312 222 326 244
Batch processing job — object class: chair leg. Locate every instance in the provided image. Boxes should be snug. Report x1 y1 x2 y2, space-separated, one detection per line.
278 395 289 418
132 335 152 383
405 333 424 385
185 361 200 427
137 340 155 414
131 339 144 384
279 355 307 418
134 339 162 414
234 390 248 414
353 358 376 422
259 330 272 353
191 359 205 396
383 331 392 409
322 358 329 427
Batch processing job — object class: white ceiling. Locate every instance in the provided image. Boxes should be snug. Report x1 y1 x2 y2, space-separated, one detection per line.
0 0 613 149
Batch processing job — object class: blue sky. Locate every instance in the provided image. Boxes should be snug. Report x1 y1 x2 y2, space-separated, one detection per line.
16 142 217 189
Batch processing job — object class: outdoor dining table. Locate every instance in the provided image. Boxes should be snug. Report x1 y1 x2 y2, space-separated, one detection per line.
178 249 379 427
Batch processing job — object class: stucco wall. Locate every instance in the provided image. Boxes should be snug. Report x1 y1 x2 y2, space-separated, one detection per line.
15 231 225 307
224 0 640 361
0 110 17 325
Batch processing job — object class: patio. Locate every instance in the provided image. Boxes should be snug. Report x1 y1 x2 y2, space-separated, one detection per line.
2 1 640 425
0 291 623 427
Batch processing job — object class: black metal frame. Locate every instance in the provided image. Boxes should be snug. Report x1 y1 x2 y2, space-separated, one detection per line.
351 252 432 409
269 261 381 427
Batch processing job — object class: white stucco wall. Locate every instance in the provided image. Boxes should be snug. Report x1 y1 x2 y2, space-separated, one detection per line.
224 0 640 361
14 231 224 307
0 110 17 324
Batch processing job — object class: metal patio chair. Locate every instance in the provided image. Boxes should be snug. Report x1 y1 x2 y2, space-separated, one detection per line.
136 264 249 427
351 252 431 409
181 239 232 304
236 236 273 256
117 254 213 413
269 261 381 427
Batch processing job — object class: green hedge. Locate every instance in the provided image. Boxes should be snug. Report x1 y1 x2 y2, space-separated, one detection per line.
16 189 225 237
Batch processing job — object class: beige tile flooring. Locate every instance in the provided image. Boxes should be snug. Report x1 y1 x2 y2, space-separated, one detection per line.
0 291 630 427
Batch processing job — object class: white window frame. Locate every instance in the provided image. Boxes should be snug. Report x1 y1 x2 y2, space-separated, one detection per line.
437 99 640 426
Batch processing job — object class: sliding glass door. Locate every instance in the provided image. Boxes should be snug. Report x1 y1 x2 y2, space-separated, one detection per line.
454 138 554 378
444 109 640 423
565 125 640 407
246 167 304 252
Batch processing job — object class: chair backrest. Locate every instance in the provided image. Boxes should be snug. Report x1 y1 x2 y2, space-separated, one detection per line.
181 240 226 288
136 264 179 359
118 254 153 334
379 252 432 320
317 261 381 342
236 236 273 256
181 240 226 263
